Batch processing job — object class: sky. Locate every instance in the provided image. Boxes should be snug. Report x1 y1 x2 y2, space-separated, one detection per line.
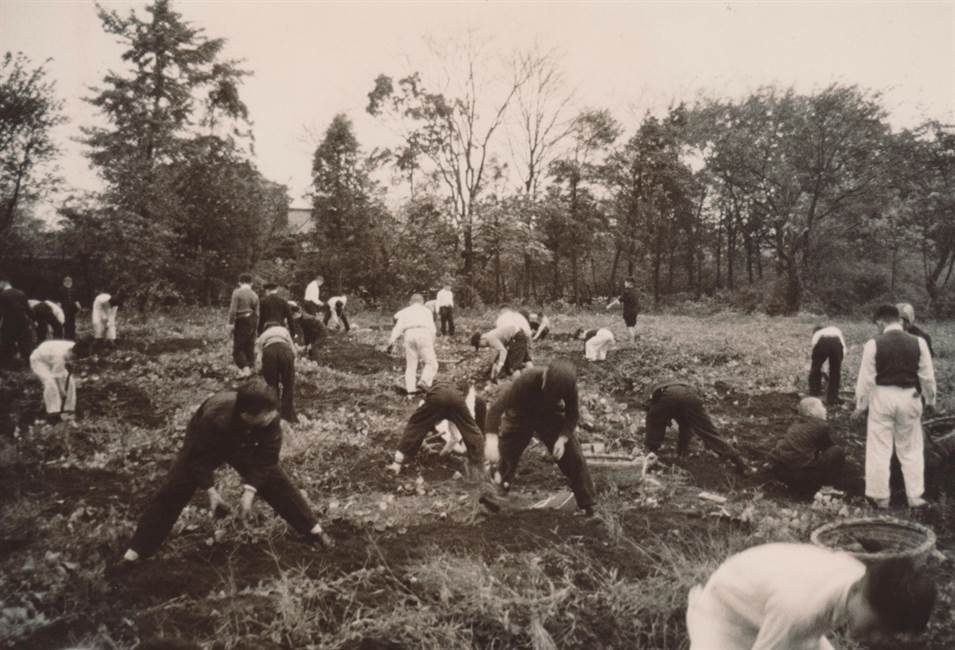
2 0 953 215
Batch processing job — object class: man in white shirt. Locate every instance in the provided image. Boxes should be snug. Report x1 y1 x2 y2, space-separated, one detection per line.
575 327 615 361
853 304 936 508
810 325 846 405
30 339 79 421
435 284 455 336
323 295 350 332
92 293 122 342
303 274 324 316
687 543 935 650
388 294 438 395
471 308 533 381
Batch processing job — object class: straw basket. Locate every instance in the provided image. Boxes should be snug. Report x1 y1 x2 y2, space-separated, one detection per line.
810 517 936 563
586 454 643 488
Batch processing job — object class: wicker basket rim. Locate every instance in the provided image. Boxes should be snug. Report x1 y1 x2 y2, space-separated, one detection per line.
810 517 936 561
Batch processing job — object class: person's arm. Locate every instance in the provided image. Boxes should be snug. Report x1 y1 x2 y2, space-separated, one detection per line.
751 597 817 650
917 337 937 407
182 409 221 490
559 383 580 440
388 313 406 347
606 297 620 310
228 290 238 324
484 380 521 436
240 419 283 490
532 316 549 341
854 339 877 414
486 334 508 379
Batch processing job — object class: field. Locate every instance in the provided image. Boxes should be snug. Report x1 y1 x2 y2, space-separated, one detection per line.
1 307 954 650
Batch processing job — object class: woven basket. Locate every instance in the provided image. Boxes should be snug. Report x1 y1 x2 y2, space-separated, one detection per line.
586 454 643 488
810 517 936 563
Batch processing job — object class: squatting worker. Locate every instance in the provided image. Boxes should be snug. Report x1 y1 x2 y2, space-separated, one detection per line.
687 543 936 649
644 379 748 475
575 327 615 361
606 277 639 342
121 380 333 562
483 360 596 516
30 299 65 344
228 273 259 378
388 293 438 395
809 324 846 405
853 304 936 509
471 307 533 381
255 322 297 423
388 379 486 477
770 397 845 499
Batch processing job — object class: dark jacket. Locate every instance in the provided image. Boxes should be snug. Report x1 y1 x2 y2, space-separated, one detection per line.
179 391 282 490
0 287 31 329
908 323 934 358
486 367 579 438
258 294 295 333
771 416 837 468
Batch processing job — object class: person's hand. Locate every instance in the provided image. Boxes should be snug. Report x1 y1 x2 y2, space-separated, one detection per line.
240 486 256 518
208 488 230 519
924 403 937 418
552 436 568 461
850 408 866 423
386 461 402 475
484 434 501 464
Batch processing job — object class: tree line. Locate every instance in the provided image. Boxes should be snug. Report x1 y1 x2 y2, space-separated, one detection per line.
2 0 953 315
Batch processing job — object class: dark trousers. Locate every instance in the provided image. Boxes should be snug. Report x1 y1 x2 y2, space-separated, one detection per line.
398 386 484 468
232 315 256 369
438 306 455 336
773 446 845 497
64 310 77 340
498 414 596 509
645 385 743 468
500 332 532 378
0 323 34 365
262 343 296 421
300 315 325 353
809 337 843 404
323 303 350 332
129 456 318 558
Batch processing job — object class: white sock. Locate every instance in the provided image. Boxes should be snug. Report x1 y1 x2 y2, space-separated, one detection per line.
309 524 323 535
123 549 139 562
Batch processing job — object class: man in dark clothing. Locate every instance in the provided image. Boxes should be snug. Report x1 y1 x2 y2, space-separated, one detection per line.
484 360 596 514
255 324 297 422
228 273 259 378
645 379 748 474
258 283 295 334
0 278 35 366
809 325 846 405
606 277 640 342
770 397 846 498
897 303 934 358
31 300 64 343
323 295 350 332
60 276 81 340
121 381 332 562
388 380 487 477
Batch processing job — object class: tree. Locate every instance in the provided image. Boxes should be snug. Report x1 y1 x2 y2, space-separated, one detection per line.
0 52 64 235
83 0 249 212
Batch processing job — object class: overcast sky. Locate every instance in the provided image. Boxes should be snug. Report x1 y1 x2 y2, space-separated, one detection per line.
2 0 953 213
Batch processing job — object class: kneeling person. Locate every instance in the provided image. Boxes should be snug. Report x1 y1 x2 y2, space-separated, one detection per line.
770 397 845 498
122 381 332 561
256 322 297 422
484 360 596 515
575 327 614 361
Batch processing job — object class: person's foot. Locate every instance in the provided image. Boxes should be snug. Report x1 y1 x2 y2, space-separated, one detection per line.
908 497 929 509
870 497 891 509
306 530 335 549
575 506 595 517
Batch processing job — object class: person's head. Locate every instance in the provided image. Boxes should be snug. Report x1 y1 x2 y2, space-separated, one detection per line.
845 556 936 640
873 304 901 330
109 292 125 309
542 359 577 401
573 327 587 340
798 396 827 421
288 301 302 318
71 336 93 360
264 282 278 294
470 331 485 351
896 302 916 327
624 277 634 288
238 273 253 286
235 379 279 427
63 276 73 288
443 283 451 291
314 274 324 285
410 293 424 305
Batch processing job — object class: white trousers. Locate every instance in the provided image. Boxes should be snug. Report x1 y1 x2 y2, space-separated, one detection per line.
31 360 76 415
93 308 117 340
404 328 438 393
686 585 834 650
865 385 924 501
585 329 615 361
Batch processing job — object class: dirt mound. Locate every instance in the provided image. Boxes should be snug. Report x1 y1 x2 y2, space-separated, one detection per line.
316 338 397 375
82 380 163 427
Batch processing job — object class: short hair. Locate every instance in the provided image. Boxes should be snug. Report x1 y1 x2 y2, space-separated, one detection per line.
865 556 936 634
109 293 126 308
896 302 915 324
410 293 424 304
238 273 253 284
470 332 483 350
71 336 94 358
573 327 586 338
263 282 278 291
235 379 277 415
543 359 577 400
873 304 900 323
798 396 826 419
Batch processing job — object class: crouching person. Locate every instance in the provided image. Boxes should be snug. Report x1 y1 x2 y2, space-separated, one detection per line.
483 360 596 515
388 380 487 477
255 322 297 423
687 543 936 650
770 397 845 499
30 299 65 343
30 339 83 422
576 327 615 361
121 380 332 562
471 308 534 381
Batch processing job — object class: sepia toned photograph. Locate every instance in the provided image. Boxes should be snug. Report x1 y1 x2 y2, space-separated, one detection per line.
0 1 953 648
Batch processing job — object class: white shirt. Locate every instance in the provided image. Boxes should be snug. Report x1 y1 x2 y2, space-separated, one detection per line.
494 309 532 339
424 300 437 314
30 340 75 377
92 293 117 320
698 543 864 650
389 303 437 345
304 281 323 304
855 322 936 410
327 295 346 309
436 289 454 308
46 301 65 325
811 326 845 351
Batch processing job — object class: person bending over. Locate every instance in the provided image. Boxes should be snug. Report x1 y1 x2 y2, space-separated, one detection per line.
471 307 533 381
575 327 615 361
770 397 845 499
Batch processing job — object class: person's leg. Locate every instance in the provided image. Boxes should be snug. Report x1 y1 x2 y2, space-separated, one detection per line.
280 346 296 421
397 395 444 460
598 338 611 360
261 345 280 393
816 445 846 486
33 364 61 415
403 335 420 394
447 307 455 336
538 421 596 510
242 465 319 535
419 335 438 388
234 316 254 370
893 390 925 503
322 305 332 327
865 388 895 502
106 312 117 341
678 392 744 468
93 315 105 340
338 306 350 332
808 341 826 397
441 394 485 470
827 344 843 404
64 311 76 340
61 375 77 415
497 417 533 489
128 459 200 558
